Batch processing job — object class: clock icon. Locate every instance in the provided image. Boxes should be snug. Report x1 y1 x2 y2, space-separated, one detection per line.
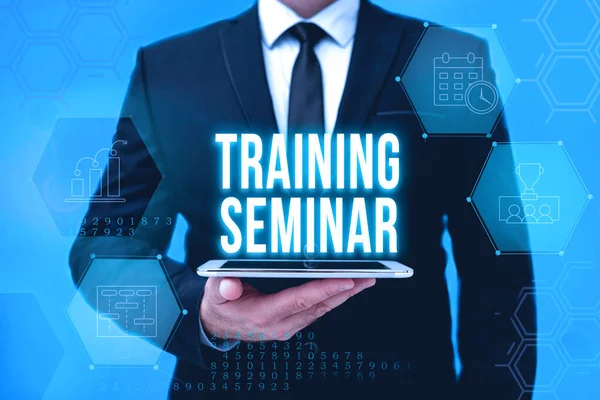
465 81 499 115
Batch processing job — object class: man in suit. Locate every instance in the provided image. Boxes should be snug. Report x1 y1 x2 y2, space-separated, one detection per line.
70 0 536 398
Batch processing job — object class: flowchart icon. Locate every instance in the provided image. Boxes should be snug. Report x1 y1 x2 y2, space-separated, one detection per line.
96 285 157 338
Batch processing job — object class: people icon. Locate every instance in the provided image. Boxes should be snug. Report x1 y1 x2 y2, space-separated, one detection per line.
506 204 522 224
522 204 538 223
538 204 554 224
502 202 558 225
499 160 560 225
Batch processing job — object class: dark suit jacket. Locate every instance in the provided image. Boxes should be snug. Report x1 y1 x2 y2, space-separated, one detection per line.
70 1 536 399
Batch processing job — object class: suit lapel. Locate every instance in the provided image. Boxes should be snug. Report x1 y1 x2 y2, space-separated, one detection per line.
219 5 279 134
334 1 407 132
219 2 409 135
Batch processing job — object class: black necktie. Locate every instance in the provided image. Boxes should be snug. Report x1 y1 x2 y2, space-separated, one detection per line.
287 22 327 137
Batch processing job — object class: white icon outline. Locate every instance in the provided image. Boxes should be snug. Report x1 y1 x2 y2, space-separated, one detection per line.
96 285 158 338
465 80 499 115
65 139 127 203
433 52 499 115
498 162 561 225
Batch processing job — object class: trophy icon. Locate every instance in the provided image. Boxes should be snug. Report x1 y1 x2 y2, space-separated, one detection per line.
499 161 560 225
516 163 544 201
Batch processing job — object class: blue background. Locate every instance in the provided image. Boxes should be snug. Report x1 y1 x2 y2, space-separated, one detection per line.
1 0 599 398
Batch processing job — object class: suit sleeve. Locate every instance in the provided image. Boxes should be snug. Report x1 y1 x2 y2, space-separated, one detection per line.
68 48 210 368
445 44 537 399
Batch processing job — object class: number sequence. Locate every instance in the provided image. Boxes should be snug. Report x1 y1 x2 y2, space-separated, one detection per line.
78 216 174 237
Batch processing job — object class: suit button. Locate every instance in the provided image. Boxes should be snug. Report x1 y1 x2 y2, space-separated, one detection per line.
303 341 319 358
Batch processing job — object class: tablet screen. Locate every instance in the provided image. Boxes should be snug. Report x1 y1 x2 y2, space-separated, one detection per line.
219 260 389 270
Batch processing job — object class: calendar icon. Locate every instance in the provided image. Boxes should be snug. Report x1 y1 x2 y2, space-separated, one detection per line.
433 52 499 114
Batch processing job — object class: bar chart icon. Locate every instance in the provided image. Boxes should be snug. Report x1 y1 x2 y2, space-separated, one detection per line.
96 285 158 338
65 140 127 203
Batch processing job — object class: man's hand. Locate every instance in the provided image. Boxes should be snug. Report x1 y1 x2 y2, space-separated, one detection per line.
200 277 375 341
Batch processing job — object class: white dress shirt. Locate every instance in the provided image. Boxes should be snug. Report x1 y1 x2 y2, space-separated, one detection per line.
259 0 360 134
200 0 360 350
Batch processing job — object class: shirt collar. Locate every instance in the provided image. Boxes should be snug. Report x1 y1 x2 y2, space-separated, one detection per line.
258 0 360 49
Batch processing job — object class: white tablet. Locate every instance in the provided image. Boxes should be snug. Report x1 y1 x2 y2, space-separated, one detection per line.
196 259 413 279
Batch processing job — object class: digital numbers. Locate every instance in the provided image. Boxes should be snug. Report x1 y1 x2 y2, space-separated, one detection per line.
99 381 163 393
78 216 173 237
170 332 410 393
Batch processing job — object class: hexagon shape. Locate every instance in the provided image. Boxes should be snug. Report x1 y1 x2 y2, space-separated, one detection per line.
67 256 184 366
32 117 163 236
400 24 517 136
542 55 600 107
470 142 592 254
514 288 567 338
14 41 75 95
542 0 600 47
511 342 565 390
558 317 600 364
0 294 64 398
559 262 600 311
0 8 25 67
68 12 127 65
15 0 73 34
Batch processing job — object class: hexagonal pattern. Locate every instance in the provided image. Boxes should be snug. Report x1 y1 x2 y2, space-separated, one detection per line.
501 19 553 81
68 12 127 64
14 41 74 94
515 290 566 338
0 294 64 398
15 0 73 34
542 0 600 47
559 262 600 311
512 343 565 390
67 256 184 366
470 142 591 254
559 318 600 364
0 8 25 67
543 55 600 106
399 24 517 136
32 117 163 236
520 0 600 122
